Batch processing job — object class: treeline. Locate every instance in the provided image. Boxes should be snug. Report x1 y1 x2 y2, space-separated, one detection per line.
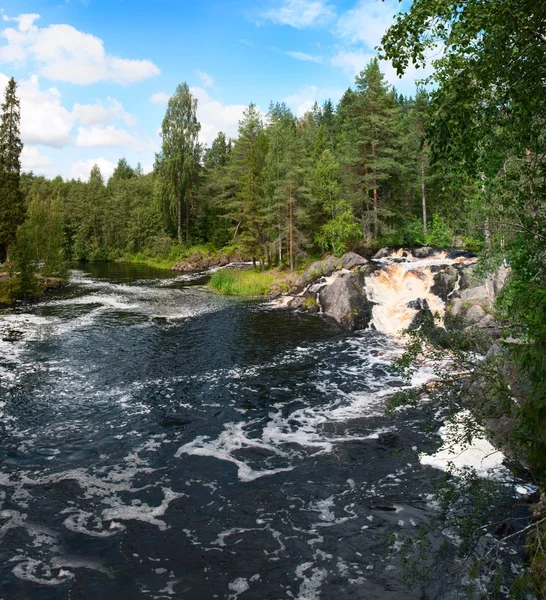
11 59 482 277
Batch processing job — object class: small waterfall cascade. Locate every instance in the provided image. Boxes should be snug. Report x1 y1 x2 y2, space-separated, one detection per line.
364 251 477 337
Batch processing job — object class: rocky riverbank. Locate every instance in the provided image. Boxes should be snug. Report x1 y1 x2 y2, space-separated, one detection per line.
278 247 506 336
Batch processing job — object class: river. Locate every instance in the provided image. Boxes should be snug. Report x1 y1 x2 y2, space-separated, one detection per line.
0 263 525 599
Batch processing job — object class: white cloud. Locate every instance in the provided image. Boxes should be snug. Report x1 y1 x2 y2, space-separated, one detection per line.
336 0 398 50
0 73 144 152
190 87 250 146
71 157 117 182
150 92 170 105
0 13 160 85
76 125 145 151
196 69 214 88
331 50 435 95
18 75 74 147
21 145 52 172
72 98 136 128
331 50 375 78
285 50 323 63
2 13 40 32
284 84 343 116
262 0 335 29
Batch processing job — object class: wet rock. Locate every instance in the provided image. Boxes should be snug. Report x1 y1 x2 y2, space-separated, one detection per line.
172 251 230 273
372 247 391 260
412 246 436 259
447 249 477 260
341 252 368 271
407 298 429 311
287 294 319 313
299 256 341 287
318 272 372 330
431 266 459 300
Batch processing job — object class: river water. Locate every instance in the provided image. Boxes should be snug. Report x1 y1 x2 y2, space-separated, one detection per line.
0 263 524 599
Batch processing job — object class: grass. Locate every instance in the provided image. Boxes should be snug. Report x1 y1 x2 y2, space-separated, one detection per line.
209 267 296 296
120 253 178 271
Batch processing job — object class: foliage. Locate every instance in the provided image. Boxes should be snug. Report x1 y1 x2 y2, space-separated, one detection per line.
0 77 24 261
155 83 201 244
315 207 362 256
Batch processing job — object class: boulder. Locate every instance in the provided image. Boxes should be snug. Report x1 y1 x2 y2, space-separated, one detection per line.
299 256 341 287
372 247 391 260
287 294 320 313
172 251 229 273
318 272 373 330
464 304 487 325
407 298 429 311
431 266 459 300
459 284 493 307
341 252 368 271
447 249 476 261
412 246 436 259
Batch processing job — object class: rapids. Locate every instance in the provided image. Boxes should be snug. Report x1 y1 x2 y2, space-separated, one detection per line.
0 261 524 599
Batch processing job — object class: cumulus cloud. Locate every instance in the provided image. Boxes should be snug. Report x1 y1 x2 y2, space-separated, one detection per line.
72 98 137 128
284 84 343 116
76 125 145 151
150 92 171 105
190 87 251 146
21 145 53 173
196 70 214 88
335 0 398 50
71 157 117 182
0 13 160 85
285 50 323 63
331 50 435 94
331 50 376 78
17 75 74 147
262 0 335 29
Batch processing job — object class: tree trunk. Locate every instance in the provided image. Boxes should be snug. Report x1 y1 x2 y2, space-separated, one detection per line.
421 152 427 235
186 183 191 244
371 140 378 239
484 217 492 250
177 195 182 244
364 145 371 243
289 185 294 273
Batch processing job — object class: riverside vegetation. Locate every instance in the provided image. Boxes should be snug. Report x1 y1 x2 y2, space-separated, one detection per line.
0 0 545 594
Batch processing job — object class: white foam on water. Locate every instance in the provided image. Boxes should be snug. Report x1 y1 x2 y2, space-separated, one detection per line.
365 252 477 337
101 487 185 531
228 577 250 599
295 562 328 600
419 411 508 479
62 510 126 538
12 558 74 586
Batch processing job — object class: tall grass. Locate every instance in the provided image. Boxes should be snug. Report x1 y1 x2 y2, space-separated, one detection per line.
209 268 276 296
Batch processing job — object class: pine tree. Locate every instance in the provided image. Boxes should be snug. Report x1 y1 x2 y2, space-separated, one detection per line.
0 77 24 261
227 104 269 266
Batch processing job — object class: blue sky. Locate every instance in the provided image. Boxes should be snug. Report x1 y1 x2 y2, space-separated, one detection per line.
0 0 427 181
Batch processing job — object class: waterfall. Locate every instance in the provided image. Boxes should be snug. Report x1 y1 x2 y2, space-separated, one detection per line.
364 251 477 337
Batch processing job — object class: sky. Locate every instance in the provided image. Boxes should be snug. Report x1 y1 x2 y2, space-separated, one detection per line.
0 0 430 182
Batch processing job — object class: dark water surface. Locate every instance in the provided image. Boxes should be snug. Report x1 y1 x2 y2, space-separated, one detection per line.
0 264 518 599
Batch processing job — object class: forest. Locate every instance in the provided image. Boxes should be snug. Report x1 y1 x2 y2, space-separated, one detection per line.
1 59 474 284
